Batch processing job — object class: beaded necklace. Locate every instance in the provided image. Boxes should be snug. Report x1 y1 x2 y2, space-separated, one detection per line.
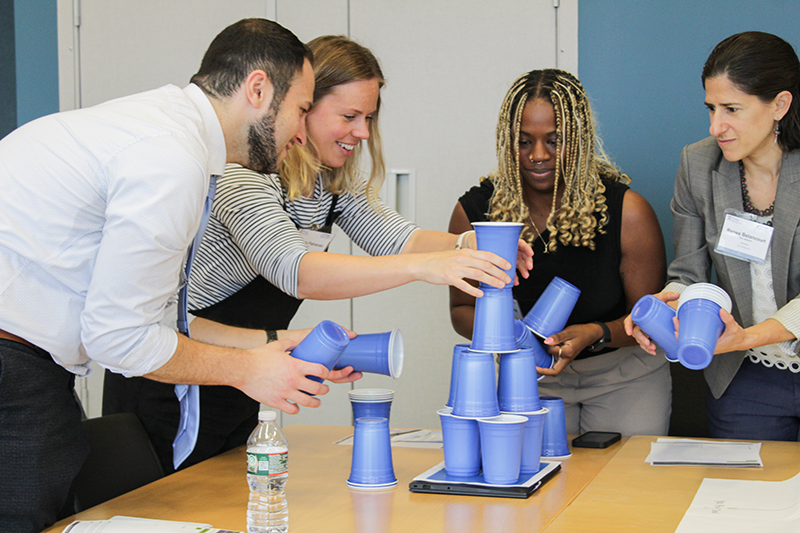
738 160 774 226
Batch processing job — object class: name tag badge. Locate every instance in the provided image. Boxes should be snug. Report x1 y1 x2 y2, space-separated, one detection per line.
299 228 334 252
715 210 773 263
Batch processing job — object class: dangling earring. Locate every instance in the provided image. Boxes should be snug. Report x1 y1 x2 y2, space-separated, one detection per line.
774 123 781 145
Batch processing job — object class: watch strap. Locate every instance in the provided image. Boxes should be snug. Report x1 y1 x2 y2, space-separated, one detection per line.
588 321 611 352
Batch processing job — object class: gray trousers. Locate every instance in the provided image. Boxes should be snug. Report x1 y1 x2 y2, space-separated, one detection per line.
0 340 88 533
538 345 672 436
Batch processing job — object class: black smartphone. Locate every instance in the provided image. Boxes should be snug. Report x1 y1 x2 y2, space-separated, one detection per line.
572 431 621 449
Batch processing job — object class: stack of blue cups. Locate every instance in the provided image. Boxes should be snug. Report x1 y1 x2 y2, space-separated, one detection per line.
439 222 533 484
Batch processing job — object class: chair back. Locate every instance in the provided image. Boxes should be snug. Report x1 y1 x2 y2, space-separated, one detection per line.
72 412 165 511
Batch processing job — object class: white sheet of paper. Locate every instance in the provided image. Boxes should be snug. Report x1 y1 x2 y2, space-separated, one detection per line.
675 471 800 533
63 516 239 533
645 438 763 467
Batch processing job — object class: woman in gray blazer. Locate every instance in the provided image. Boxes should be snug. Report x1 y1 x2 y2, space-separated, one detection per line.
628 31 800 440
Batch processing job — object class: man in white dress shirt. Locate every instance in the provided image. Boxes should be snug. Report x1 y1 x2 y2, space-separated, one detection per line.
0 19 355 532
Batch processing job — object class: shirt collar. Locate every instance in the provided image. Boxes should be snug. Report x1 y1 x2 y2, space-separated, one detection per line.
184 83 226 177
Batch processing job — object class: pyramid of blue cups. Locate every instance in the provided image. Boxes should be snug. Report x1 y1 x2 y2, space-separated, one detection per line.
438 223 577 484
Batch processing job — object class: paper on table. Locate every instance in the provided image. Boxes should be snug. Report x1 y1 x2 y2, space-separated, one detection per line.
63 516 241 533
645 438 763 467
335 429 443 449
675 471 800 533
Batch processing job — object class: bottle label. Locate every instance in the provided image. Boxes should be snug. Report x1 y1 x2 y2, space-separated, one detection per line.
247 450 288 476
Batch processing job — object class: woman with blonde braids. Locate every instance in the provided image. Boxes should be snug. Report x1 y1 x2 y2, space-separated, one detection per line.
450 69 671 435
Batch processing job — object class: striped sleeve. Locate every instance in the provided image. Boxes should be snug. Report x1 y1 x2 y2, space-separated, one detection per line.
189 165 309 304
335 182 419 256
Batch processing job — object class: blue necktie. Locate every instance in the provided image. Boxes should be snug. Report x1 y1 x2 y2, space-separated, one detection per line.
173 175 217 470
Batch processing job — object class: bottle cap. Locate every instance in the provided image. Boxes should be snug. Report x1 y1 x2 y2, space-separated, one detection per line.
258 410 278 422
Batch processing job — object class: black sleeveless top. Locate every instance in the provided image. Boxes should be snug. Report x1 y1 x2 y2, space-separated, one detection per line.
459 178 628 359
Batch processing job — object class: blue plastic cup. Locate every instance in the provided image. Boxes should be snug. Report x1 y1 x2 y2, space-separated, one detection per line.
503 408 548 474
514 320 554 378
451 350 500 418
472 287 517 353
477 414 528 484
349 389 393 424
539 396 571 458
497 348 542 412
347 417 397 489
446 344 470 408
631 295 679 362
290 320 350 386
471 222 523 288
676 299 725 370
438 408 481 477
522 277 581 338
335 329 404 378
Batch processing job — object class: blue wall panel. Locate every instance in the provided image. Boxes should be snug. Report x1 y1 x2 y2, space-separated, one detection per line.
579 0 800 265
14 0 58 126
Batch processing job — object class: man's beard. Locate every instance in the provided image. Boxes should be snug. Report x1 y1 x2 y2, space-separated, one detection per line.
246 111 278 174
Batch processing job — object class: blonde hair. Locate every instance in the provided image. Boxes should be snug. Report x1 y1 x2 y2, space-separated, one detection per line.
488 69 629 251
279 35 386 209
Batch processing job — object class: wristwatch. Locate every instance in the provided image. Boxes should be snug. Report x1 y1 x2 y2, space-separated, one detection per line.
588 321 611 352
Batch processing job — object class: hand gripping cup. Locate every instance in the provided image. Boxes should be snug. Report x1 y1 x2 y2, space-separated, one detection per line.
497 348 542 412
523 277 581 339
336 329 404 378
471 222 524 288
349 389 394 423
514 320 555 378
476 414 528 484
347 417 397 489
290 319 350 385
631 295 679 362
471 286 517 353
451 350 500 418
539 396 571 458
446 344 470 408
438 408 481 477
502 408 548 475
676 283 733 370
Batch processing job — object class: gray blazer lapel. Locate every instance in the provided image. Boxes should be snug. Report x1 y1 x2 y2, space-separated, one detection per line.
712 159 751 324
772 152 800 307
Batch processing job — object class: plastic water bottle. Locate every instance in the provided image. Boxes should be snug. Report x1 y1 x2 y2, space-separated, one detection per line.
246 410 289 533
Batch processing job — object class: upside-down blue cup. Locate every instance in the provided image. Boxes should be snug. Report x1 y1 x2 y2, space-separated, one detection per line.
290 320 350 386
523 277 581 339
472 222 523 288
477 414 528 484
676 300 725 370
676 283 732 371
631 295 679 362
472 287 517 353
514 320 555 378
497 348 542 412
503 408 548 474
539 396 571 458
446 344 470 408
451 350 500 418
347 417 397 489
438 408 481 477
336 329 404 378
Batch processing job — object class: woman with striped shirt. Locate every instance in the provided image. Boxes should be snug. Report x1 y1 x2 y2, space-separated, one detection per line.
104 35 533 472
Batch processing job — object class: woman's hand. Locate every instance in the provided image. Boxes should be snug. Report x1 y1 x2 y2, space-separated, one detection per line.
515 238 534 282
537 323 601 376
414 248 514 298
623 291 680 355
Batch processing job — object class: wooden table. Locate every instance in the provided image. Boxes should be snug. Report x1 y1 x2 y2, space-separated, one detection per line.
543 435 800 532
43 425 623 533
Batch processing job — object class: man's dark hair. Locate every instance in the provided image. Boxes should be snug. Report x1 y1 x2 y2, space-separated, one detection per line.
191 18 312 111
